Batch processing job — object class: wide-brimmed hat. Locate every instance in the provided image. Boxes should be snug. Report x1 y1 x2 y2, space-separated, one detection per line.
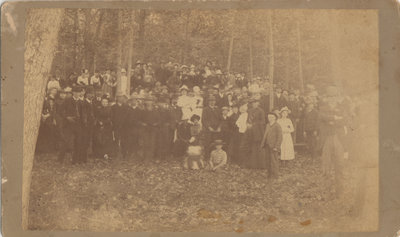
64 87 72 93
208 95 217 101
280 106 291 114
211 139 225 147
267 112 279 119
72 86 83 93
179 85 189 92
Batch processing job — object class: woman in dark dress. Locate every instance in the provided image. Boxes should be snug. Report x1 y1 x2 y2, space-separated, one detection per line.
93 96 114 159
240 97 267 169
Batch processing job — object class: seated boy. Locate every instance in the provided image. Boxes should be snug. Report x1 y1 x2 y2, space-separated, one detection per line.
209 140 227 171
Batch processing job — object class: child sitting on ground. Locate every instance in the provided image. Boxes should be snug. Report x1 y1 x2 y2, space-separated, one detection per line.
184 114 205 170
209 140 227 171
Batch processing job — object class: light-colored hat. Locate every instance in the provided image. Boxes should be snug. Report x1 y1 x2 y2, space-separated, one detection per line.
121 68 126 73
180 85 189 91
215 69 223 75
280 106 291 114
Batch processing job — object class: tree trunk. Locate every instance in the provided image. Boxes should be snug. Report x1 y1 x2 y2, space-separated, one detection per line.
126 10 135 95
182 11 190 64
267 10 275 111
23 8 64 229
249 35 254 80
296 17 304 93
116 9 123 94
226 32 234 73
90 9 105 74
137 9 147 59
73 9 79 72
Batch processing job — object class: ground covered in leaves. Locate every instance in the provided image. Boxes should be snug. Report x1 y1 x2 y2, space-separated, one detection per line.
29 152 377 232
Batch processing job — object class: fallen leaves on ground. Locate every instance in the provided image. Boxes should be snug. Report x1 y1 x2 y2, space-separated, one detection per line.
28 152 372 232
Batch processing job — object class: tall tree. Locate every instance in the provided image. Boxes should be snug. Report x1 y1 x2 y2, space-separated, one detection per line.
296 14 304 92
116 9 123 94
126 10 136 95
267 10 275 111
23 8 64 229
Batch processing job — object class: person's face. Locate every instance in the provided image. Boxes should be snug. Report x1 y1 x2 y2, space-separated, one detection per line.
145 102 153 110
268 114 276 123
86 93 94 100
276 89 282 94
283 91 289 97
117 96 125 104
307 104 314 111
215 145 223 150
66 93 73 99
227 94 232 100
222 109 229 116
59 92 66 99
181 90 188 96
281 111 288 118
50 89 58 97
289 94 295 101
96 91 103 98
72 91 80 98
209 100 216 107
252 101 259 108
232 107 239 113
101 99 109 107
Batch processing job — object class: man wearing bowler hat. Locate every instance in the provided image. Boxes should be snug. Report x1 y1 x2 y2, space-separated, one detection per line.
60 86 86 164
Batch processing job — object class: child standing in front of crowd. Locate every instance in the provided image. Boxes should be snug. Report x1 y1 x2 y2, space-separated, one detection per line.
209 140 227 171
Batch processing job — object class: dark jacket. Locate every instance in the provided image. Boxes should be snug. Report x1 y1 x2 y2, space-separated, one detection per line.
261 122 283 150
202 106 221 131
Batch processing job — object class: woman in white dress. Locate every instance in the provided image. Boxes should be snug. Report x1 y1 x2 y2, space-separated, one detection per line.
277 106 295 164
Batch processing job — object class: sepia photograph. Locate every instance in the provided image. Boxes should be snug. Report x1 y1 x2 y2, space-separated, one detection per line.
21 7 379 233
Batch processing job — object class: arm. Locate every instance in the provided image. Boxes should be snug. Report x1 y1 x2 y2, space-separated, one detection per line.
213 152 227 170
275 125 283 150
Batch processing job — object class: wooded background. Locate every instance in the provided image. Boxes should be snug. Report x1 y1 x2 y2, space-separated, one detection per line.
51 9 378 94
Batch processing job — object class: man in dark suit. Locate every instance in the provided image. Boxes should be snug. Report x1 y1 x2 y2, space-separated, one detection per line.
81 87 95 162
261 112 283 179
111 94 130 159
61 86 86 164
202 95 222 159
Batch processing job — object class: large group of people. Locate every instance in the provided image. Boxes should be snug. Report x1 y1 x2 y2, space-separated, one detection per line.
38 59 359 188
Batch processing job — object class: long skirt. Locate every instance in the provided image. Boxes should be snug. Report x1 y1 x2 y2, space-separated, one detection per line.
280 133 295 160
239 132 267 169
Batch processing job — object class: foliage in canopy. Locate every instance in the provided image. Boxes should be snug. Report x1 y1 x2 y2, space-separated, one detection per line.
52 9 378 94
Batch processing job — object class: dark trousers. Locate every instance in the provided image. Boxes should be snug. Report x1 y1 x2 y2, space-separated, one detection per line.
143 126 157 160
114 128 129 158
265 146 280 178
305 130 319 159
72 124 86 164
156 125 173 160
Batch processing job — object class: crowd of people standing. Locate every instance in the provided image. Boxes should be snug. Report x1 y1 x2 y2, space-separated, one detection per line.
38 59 359 185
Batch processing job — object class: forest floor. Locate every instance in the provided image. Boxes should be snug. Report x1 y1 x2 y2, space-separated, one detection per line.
28 151 378 233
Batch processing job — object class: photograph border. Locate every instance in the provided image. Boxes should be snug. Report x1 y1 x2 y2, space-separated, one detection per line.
2 0 399 236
